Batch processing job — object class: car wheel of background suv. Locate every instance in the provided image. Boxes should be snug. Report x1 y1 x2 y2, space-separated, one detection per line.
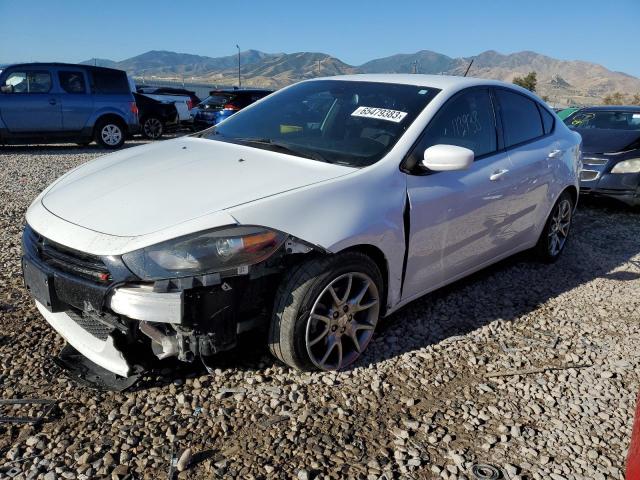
534 190 574 263
141 116 164 140
269 252 383 371
95 117 126 149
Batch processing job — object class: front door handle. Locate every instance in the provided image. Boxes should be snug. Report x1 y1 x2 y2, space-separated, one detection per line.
49 98 57 105
548 149 564 159
489 169 509 181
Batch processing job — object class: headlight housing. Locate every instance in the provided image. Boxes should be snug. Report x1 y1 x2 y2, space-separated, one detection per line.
611 158 640 174
122 226 286 280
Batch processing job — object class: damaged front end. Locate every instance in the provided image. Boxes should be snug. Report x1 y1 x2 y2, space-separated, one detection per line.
21 225 317 387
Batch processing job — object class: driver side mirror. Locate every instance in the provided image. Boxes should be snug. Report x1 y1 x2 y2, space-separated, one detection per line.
420 144 474 171
0 85 12 94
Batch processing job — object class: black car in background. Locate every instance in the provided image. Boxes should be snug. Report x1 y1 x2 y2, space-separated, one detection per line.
565 106 640 207
192 88 273 130
133 92 178 140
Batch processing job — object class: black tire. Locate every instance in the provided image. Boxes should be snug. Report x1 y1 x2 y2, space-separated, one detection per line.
269 252 383 371
534 190 574 263
141 116 164 140
95 117 126 149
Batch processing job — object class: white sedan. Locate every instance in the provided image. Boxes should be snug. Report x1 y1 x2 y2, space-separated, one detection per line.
22 74 581 378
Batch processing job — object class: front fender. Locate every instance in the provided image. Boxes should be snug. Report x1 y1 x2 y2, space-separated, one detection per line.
227 163 407 310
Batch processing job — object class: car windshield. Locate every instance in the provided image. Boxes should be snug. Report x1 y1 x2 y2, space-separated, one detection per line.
565 110 640 131
197 80 440 167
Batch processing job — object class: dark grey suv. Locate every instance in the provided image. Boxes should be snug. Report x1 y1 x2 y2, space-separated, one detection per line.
0 63 139 148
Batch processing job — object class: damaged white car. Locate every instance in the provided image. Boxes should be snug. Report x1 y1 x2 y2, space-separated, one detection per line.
22 75 581 381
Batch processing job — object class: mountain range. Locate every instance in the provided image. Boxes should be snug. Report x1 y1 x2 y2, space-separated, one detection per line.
82 49 640 105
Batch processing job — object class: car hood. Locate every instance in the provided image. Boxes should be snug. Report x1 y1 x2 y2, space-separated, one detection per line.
576 128 640 154
41 137 355 237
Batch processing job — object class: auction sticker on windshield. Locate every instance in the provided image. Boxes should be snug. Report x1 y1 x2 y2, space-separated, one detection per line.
351 106 408 123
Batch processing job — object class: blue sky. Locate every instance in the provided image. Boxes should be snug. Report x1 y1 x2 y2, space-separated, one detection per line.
1 0 639 76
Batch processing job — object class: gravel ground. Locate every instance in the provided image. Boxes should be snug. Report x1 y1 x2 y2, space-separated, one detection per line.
1 141 639 480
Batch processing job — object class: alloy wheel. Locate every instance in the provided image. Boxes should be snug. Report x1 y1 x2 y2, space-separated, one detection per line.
101 124 122 146
143 118 163 139
548 199 571 256
305 272 379 370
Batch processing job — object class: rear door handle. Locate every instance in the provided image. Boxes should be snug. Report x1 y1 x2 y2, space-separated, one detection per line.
49 98 57 105
489 169 509 181
548 149 564 159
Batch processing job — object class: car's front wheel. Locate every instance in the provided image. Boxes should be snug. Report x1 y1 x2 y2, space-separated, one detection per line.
141 116 164 140
535 191 574 262
95 118 126 149
269 252 383 371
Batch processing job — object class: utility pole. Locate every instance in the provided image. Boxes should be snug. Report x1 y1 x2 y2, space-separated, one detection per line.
236 44 241 88
411 61 418 74
317 59 321 76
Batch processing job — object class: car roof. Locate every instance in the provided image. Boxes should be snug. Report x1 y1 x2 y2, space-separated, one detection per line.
310 73 528 93
2 62 125 73
209 88 273 94
578 105 640 113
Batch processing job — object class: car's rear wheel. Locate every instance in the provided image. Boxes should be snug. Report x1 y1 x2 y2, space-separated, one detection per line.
269 252 382 371
535 191 574 262
95 118 125 149
141 116 164 140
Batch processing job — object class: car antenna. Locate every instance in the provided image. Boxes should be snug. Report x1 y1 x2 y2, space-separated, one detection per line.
463 58 474 77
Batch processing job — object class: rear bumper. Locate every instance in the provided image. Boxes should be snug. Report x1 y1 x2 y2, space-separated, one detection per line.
580 172 640 206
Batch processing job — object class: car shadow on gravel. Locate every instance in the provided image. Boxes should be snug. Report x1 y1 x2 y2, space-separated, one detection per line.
352 201 640 369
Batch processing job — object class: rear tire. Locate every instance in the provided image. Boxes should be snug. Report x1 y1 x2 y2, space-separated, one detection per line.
534 191 574 263
95 118 126 149
141 116 164 140
268 252 383 371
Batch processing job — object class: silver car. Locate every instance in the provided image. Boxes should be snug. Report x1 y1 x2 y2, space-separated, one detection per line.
22 74 581 379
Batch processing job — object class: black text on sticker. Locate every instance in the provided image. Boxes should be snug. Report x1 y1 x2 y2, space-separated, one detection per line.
351 106 408 123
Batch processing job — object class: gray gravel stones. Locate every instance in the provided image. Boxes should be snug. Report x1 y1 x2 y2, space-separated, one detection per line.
0 140 639 479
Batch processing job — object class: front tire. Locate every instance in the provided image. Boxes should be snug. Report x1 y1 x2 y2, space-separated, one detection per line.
141 116 164 140
269 252 383 371
95 118 125 149
534 191 574 262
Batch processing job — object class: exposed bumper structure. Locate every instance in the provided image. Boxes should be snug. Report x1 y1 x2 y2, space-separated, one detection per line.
35 300 131 377
108 285 182 324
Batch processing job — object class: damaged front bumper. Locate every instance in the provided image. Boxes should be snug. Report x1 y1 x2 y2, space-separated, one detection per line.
22 226 307 379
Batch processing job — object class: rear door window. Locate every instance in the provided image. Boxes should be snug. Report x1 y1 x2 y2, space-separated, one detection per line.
496 89 544 147
90 69 130 94
3 71 52 93
58 71 86 94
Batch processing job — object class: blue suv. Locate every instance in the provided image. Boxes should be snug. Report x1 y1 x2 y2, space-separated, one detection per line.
0 63 139 148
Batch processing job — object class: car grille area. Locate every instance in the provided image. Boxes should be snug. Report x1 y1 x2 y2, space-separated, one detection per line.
24 227 112 283
66 310 114 341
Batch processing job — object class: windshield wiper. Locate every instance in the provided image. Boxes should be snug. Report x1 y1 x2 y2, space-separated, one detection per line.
233 138 330 163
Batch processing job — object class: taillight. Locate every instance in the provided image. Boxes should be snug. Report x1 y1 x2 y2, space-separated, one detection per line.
187 99 193 110
130 102 139 116
223 103 240 111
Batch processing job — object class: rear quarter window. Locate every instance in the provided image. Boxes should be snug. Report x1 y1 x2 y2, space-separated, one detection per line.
90 69 130 94
496 89 544 147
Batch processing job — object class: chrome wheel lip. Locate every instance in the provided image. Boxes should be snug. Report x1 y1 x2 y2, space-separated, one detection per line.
548 199 572 256
305 272 379 371
101 124 122 146
143 118 163 139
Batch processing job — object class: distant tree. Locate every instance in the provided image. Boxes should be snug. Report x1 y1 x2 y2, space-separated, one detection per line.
631 93 640 105
513 71 537 92
602 92 625 105
541 94 550 102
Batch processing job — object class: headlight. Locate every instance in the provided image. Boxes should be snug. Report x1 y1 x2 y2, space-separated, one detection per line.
122 226 286 280
611 158 640 174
